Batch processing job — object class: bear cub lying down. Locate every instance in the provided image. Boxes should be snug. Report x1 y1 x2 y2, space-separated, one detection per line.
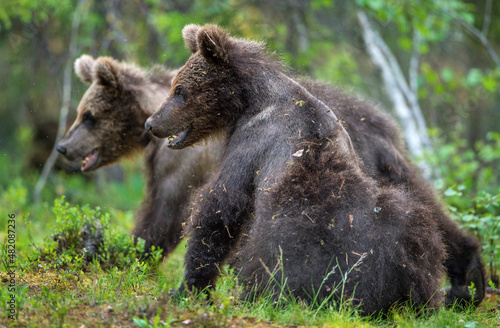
146 24 448 314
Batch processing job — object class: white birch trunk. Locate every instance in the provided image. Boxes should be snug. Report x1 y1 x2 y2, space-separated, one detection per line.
357 11 434 179
33 0 89 203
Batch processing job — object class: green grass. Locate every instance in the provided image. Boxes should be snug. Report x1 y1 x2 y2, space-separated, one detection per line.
0 161 499 327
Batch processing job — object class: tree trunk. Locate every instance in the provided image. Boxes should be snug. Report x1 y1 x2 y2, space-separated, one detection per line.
357 11 435 180
33 0 89 204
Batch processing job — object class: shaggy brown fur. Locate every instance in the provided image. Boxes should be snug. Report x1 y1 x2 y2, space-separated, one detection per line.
146 24 448 314
59 51 483 306
57 55 221 256
297 80 486 307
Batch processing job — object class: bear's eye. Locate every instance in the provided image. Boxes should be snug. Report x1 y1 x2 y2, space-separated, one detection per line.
82 111 96 130
174 86 186 98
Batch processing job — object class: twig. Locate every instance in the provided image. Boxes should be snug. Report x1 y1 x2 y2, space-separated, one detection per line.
361 12 432 150
357 11 434 179
409 31 421 99
407 30 431 145
105 0 129 45
456 16 500 69
23 214 41 253
441 2 500 69
33 0 89 204
482 0 492 36
138 0 168 59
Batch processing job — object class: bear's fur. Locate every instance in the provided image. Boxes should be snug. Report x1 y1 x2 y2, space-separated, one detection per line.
57 55 222 256
297 80 486 307
60 51 483 306
145 24 449 313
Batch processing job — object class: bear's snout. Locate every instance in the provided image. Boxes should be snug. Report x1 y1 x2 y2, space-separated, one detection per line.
144 119 153 132
56 145 67 155
144 115 170 138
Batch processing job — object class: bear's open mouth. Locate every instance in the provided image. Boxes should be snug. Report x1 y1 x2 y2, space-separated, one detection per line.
166 126 191 148
81 149 100 172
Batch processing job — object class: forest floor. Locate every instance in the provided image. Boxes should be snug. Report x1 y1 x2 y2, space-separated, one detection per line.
1 179 499 328
1 235 499 328
2 261 499 327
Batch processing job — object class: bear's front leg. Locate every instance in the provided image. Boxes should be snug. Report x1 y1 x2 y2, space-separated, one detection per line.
179 179 251 294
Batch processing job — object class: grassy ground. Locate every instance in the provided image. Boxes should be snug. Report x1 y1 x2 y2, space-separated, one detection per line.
1 160 499 327
1 242 499 327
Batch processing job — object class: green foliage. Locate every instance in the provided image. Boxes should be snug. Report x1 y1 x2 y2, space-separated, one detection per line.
0 0 60 29
0 190 499 327
0 0 500 326
427 129 500 275
446 190 500 277
357 0 500 139
24 197 162 274
429 130 500 199
310 43 362 88
356 0 474 45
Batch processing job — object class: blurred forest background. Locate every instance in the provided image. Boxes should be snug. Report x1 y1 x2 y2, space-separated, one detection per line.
0 0 499 276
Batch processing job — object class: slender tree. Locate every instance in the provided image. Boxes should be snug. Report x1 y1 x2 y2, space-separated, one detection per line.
33 0 89 203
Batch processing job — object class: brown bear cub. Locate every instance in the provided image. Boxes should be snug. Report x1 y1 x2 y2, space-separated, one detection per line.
145 24 448 314
57 55 222 256
59 51 483 306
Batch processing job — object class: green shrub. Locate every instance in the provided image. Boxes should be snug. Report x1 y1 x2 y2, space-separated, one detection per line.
428 130 500 207
24 197 162 274
446 189 500 280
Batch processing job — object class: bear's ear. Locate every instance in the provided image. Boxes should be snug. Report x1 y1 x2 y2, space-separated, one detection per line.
197 25 231 63
93 58 119 89
74 54 95 84
183 24 201 54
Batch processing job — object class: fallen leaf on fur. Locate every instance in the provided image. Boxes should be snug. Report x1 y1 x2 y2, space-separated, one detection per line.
292 149 304 157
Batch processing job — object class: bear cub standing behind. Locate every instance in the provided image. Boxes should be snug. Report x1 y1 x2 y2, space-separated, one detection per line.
145 24 447 314
57 55 222 256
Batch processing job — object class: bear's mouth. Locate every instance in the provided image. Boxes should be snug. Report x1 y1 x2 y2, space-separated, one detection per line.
81 149 100 172
166 125 191 148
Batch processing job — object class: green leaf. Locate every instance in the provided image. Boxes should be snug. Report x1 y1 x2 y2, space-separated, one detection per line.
434 179 445 190
481 76 496 92
461 13 475 25
441 68 454 83
398 37 412 51
419 43 429 54
464 68 483 86
366 0 384 11
312 0 333 9
444 188 459 197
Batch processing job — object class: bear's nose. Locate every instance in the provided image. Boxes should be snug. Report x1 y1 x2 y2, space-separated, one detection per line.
144 120 153 132
56 145 67 155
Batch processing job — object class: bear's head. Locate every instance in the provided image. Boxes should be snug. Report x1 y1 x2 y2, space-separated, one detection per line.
145 24 273 149
58 55 170 172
